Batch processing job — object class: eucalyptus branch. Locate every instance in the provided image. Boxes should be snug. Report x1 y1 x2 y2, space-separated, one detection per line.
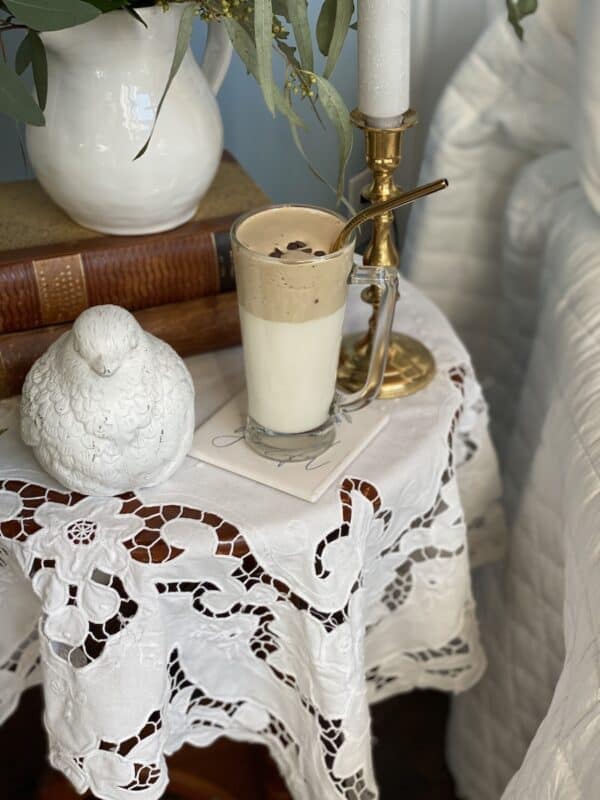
278 49 324 127
270 10 326 126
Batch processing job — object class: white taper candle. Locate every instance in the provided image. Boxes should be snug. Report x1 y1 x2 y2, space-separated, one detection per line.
357 0 411 127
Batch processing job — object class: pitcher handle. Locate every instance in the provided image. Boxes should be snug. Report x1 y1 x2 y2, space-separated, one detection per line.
201 23 233 95
337 262 399 413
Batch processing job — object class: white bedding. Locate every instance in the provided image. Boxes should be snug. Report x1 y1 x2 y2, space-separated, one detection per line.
402 2 600 797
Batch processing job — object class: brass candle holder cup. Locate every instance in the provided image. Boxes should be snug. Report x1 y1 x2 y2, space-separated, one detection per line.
337 109 448 399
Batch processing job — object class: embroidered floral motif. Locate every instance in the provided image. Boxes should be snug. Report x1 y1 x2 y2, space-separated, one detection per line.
66 520 98 546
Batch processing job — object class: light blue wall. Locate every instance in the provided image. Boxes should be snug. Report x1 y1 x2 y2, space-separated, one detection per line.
0 11 362 211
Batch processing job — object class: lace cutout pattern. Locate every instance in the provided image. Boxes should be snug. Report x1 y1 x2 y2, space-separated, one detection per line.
0 362 498 799
101 710 163 792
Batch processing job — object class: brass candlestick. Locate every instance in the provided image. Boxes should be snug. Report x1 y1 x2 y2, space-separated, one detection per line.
337 109 444 399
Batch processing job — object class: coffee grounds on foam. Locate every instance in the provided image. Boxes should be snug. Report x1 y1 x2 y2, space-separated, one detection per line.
268 241 327 260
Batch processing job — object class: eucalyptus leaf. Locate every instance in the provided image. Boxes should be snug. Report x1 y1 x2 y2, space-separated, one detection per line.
15 34 32 75
324 0 353 78
506 0 538 39
254 0 276 116
126 6 148 27
85 0 145 25
29 30 47 110
316 0 335 56
83 0 126 10
287 0 313 72
311 74 352 199
134 2 195 159
225 18 304 128
272 0 289 20
0 58 44 125
5 0 101 32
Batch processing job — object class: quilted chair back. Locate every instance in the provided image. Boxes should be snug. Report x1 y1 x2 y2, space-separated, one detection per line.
403 1 600 797
403 0 576 452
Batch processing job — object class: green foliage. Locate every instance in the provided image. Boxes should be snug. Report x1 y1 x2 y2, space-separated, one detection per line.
225 17 303 126
0 55 44 124
317 0 353 77
29 30 48 108
324 0 353 78
84 1 129 10
135 2 195 158
254 0 276 115
0 0 542 201
316 0 334 55
14 32 30 73
311 73 352 198
286 0 312 72
5 0 100 31
16 30 47 107
506 0 538 39
230 0 355 200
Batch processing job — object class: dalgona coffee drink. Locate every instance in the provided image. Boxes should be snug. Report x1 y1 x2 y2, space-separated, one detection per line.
232 206 354 436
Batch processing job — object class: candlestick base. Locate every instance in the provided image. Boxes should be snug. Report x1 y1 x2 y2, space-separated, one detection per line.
337 109 441 400
338 331 435 399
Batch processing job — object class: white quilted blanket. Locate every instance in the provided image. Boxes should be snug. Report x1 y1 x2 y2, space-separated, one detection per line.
402 1 600 797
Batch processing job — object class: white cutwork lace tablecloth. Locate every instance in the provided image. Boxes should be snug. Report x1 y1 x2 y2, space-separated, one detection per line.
0 279 504 800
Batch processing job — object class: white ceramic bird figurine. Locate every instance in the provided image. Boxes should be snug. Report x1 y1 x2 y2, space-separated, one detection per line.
21 305 195 496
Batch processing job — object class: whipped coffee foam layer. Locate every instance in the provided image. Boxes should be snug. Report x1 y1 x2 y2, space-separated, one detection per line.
232 206 353 323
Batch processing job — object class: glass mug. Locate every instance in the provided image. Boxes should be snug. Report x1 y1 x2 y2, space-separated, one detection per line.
231 204 398 462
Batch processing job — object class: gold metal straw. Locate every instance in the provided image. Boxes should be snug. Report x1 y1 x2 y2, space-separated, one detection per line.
332 178 448 253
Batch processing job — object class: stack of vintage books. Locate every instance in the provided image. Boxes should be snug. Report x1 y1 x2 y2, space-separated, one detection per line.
0 152 268 398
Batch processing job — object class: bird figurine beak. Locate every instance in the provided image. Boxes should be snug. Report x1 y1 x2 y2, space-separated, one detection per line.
93 359 120 377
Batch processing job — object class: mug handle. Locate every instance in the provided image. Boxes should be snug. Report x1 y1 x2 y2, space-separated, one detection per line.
337 261 399 413
201 23 233 95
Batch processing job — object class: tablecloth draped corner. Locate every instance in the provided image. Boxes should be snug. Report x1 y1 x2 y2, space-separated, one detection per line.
0 279 505 800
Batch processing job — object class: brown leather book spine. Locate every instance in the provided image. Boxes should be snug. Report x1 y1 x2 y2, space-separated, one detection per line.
0 293 241 399
0 216 236 334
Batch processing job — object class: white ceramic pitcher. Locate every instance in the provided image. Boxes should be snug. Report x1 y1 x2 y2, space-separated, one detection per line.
26 5 232 235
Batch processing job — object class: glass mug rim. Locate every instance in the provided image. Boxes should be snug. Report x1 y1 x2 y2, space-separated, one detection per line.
230 203 355 265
